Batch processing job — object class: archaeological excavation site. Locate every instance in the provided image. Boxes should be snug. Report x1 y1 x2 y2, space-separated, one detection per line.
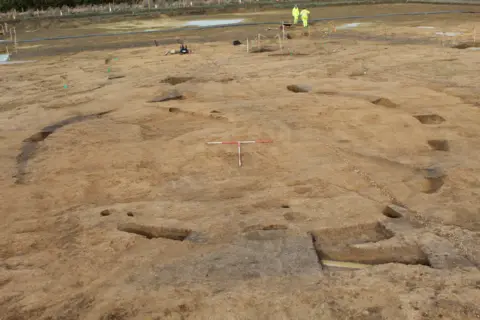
1 0 480 319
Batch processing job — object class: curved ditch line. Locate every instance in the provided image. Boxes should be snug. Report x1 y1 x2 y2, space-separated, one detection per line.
8 10 479 44
15 110 114 184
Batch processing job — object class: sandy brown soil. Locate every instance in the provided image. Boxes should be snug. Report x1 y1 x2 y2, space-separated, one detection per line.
1 4 480 320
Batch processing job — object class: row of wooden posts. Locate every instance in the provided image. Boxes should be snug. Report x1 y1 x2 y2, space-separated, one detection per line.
245 22 329 53
245 22 477 53
0 21 477 57
1 23 18 54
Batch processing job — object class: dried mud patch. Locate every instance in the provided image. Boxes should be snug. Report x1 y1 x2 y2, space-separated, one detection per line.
145 233 320 287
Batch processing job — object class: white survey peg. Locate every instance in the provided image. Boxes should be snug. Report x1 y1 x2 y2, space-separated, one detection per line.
206 139 273 167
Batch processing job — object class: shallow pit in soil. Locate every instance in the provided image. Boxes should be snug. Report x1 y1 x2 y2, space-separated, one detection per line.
422 167 446 193
413 114 445 124
427 139 449 151
371 97 398 108
243 224 288 232
382 204 405 218
452 42 480 49
287 85 311 93
310 223 431 267
269 52 308 57
249 47 277 53
117 222 192 241
148 90 184 103
161 76 193 85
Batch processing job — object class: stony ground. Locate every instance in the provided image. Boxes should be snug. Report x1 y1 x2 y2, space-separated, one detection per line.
0 4 480 320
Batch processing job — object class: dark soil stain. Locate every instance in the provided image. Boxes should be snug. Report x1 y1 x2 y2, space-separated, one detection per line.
15 110 114 184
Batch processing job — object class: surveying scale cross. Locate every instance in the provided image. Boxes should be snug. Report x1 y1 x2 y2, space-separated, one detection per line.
206 139 273 167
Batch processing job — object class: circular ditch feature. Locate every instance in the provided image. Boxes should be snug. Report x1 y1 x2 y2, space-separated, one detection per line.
413 114 445 124
287 85 311 93
16 110 114 184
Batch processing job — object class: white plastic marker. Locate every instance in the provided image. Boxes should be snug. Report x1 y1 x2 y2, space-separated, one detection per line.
206 139 273 167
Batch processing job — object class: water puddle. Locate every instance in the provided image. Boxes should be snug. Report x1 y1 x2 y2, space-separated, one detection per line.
184 19 244 27
0 54 10 62
0 60 37 65
15 110 114 184
435 32 462 37
336 22 365 30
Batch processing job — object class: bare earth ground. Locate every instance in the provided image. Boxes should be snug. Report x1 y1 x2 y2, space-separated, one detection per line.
1 4 480 320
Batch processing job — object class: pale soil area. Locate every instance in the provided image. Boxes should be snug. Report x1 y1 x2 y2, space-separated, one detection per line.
1 6 480 320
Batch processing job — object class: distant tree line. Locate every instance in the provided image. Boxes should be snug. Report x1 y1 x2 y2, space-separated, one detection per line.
0 0 138 12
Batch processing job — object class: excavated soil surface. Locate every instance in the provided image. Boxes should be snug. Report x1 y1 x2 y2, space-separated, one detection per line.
1 4 480 320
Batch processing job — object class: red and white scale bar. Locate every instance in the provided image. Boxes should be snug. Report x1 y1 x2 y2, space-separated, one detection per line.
206 139 273 167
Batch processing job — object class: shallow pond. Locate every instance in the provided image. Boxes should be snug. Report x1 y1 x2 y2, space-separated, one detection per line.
184 19 244 27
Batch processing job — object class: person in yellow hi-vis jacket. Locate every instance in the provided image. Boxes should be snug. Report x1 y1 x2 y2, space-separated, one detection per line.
292 5 300 24
300 8 310 28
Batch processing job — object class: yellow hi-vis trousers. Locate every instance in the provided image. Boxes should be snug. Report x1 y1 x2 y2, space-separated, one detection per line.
302 16 308 27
